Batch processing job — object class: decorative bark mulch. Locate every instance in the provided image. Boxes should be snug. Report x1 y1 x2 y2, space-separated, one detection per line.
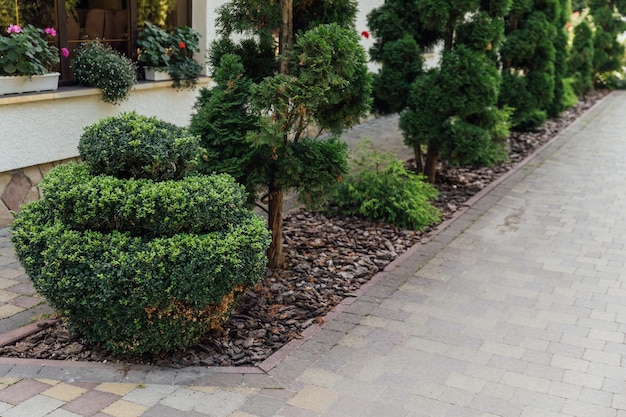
0 90 607 367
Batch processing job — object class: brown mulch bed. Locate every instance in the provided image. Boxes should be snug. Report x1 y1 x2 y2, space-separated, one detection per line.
0 90 608 367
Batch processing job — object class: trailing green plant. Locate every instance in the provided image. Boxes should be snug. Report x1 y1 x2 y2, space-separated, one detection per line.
78 111 199 181
11 112 270 355
326 141 440 231
72 41 136 104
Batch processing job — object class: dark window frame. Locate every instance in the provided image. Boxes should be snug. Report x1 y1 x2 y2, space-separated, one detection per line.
50 0 192 86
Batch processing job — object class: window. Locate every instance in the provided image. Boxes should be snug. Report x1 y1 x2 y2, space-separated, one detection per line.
0 0 191 85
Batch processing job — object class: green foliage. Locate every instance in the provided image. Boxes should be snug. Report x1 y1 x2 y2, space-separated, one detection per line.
403 46 510 166
190 54 259 201
499 1 561 130
11 112 270 355
367 0 438 115
137 22 171 68
587 1 626 87
137 22 203 89
72 41 136 104
0 24 59 76
370 35 423 114
568 20 594 95
211 0 358 80
287 23 373 133
327 141 441 230
78 112 199 181
12 200 269 355
40 164 249 237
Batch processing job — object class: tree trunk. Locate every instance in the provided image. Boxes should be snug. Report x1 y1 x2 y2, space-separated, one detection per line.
267 183 285 269
413 143 424 174
424 145 439 183
279 0 293 74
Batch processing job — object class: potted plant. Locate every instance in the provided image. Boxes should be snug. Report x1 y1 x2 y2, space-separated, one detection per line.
71 40 137 105
137 22 203 89
0 24 69 95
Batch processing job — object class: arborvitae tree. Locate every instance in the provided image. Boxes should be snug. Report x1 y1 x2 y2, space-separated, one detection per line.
193 1 371 268
568 20 595 95
188 54 260 203
499 0 564 130
588 0 626 85
392 0 511 182
548 0 571 117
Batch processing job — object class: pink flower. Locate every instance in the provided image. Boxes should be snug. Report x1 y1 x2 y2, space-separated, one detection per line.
361 31 370 39
44 27 57 37
61 47 69 58
7 24 22 34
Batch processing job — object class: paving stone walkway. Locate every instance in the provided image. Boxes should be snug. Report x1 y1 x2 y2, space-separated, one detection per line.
0 91 624 416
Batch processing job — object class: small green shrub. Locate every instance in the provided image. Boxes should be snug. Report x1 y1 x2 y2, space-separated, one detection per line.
40 164 249 237
326 141 441 230
72 41 137 104
78 112 199 181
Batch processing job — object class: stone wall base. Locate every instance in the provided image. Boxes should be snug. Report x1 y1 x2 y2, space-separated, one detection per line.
0 158 79 228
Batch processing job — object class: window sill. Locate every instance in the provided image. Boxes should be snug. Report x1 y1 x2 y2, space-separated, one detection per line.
0 76 211 107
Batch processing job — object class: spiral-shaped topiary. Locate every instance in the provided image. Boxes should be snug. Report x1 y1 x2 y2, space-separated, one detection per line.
11 112 270 355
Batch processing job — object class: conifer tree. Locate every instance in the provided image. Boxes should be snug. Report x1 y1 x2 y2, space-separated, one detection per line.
390 0 511 182
548 0 571 117
499 0 565 130
588 0 626 85
192 1 371 268
568 20 595 95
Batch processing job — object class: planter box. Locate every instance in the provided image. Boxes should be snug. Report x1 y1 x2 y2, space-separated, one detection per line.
144 67 171 82
0 72 60 95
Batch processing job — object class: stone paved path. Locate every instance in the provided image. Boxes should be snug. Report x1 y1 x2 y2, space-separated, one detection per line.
0 91 625 416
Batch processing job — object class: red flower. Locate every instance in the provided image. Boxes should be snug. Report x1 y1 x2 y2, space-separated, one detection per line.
361 31 370 39
179 41 186 49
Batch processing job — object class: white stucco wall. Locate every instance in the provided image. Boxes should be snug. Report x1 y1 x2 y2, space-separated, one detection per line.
0 83 206 172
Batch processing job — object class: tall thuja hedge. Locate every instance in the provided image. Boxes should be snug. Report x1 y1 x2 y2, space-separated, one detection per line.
499 0 565 130
588 0 626 86
11 112 270 355
193 2 371 269
398 0 512 182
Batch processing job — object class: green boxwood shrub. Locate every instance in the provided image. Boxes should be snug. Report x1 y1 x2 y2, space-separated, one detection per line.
11 112 270 355
79 112 199 181
326 141 441 230
40 164 249 237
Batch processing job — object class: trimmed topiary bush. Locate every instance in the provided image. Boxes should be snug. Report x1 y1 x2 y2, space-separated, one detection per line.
11 112 270 355
79 112 199 181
